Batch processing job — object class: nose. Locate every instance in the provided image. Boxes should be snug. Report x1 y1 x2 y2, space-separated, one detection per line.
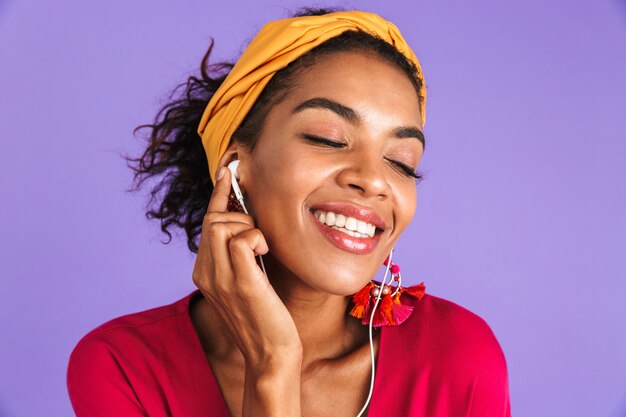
335 151 390 199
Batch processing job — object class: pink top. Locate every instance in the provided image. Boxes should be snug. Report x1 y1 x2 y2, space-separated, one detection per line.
67 290 511 416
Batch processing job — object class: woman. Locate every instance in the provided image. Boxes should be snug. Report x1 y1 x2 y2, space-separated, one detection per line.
67 7 511 417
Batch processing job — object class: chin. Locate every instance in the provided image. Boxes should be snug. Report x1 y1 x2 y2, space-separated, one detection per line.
299 263 379 296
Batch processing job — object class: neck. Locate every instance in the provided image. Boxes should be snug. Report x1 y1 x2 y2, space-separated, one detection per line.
263 255 370 371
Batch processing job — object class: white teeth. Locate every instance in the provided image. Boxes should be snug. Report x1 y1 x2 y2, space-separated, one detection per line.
335 214 346 228
314 210 377 238
356 220 368 234
345 217 357 231
332 226 368 238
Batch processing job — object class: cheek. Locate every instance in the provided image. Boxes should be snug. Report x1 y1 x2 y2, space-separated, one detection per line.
245 146 315 234
394 183 418 231
254 143 327 202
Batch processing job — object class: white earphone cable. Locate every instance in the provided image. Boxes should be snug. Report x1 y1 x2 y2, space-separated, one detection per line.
355 248 394 417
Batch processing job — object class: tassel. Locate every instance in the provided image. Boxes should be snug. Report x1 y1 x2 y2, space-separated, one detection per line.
350 282 374 319
349 278 427 327
350 303 365 319
361 298 373 325
390 292 414 325
363 292 393 327
371 302 389 327
380 292 395 325
403 282 426 300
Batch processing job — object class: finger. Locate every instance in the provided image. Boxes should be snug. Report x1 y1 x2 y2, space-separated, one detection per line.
202 211 255 229
207 166 233 213
204 221 256 253
229 228 270 285
195 221 255 288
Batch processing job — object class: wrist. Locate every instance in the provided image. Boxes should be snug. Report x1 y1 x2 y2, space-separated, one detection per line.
245 349 303 379
243 358 302 417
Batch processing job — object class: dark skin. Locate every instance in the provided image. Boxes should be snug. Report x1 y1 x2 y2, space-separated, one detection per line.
190 51 424 417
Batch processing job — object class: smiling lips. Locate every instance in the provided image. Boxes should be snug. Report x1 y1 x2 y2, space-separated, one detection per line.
309 203 386 254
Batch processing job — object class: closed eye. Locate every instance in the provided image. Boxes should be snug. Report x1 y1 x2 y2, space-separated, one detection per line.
385 157 424 181
301 134 346 148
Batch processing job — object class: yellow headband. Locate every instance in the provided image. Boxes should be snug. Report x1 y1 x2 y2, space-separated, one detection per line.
197 10 426 184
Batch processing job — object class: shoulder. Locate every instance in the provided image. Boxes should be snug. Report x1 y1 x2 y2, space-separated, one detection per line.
66 291 202 414
390 292 509 381
421 293 500 336
409 292 505 349
74 291 193 345
378 292 511 415
67 290 198 377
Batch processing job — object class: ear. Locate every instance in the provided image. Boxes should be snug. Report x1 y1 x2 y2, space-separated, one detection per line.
216 142 242 177
215 141 250 187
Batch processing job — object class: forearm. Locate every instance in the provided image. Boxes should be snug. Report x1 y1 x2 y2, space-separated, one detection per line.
243 355 302 417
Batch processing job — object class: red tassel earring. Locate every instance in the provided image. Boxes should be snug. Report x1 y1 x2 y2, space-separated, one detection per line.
227 191 244 212
349 255 426 327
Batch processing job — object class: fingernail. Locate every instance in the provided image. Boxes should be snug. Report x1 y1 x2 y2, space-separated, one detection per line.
217 167 226 181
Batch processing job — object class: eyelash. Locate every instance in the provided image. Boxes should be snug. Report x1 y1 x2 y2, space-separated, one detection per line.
302 134 424 182
302 134 345 148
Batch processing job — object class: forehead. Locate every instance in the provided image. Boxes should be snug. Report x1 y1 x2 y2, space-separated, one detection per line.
280 50 423 127
296 50 416 91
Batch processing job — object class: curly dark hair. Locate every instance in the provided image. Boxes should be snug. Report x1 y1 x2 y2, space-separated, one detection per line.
124 6 425 253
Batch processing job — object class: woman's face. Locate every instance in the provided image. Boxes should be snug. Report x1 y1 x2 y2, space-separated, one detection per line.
238 50 424 295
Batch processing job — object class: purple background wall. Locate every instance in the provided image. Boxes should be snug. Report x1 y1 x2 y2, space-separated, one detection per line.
1 0 625 416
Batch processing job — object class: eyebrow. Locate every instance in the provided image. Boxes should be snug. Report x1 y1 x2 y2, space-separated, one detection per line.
292 97 426 148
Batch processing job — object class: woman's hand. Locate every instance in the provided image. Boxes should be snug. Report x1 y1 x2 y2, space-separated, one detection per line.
192 166 302 416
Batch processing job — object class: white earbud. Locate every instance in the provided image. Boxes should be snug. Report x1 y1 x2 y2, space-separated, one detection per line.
227 160 248 214
227 159 240 180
